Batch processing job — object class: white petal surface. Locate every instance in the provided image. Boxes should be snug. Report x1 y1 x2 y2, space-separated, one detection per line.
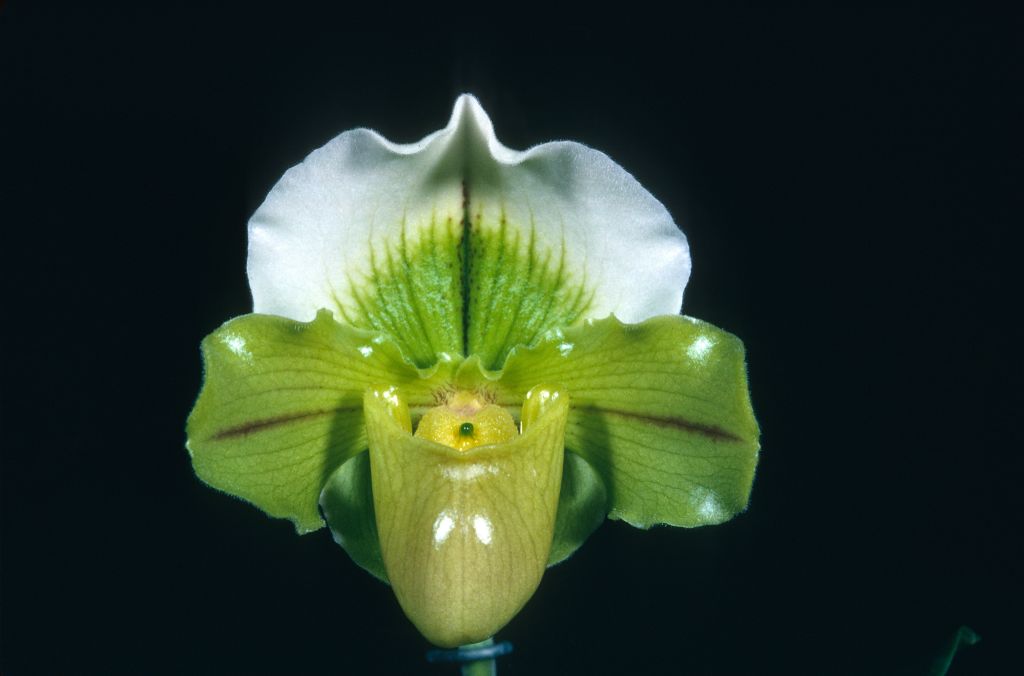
456 95 691 323
247 102 466 338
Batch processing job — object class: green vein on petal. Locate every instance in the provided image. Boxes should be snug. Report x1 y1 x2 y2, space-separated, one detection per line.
248 95 691 375
334 202 593 371
338 214 465 369
492 314 760 528
186 309 458 533
466 204 593 370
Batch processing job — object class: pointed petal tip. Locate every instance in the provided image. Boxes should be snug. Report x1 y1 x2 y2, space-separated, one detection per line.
447 94 492 133
445 93 520 164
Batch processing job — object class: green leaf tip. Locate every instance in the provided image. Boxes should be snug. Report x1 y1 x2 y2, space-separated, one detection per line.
928 626 979 676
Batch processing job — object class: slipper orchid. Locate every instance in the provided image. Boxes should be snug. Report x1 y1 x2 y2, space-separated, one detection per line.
186 96 759 648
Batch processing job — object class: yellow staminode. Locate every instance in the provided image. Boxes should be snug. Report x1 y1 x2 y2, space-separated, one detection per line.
414 391 517 451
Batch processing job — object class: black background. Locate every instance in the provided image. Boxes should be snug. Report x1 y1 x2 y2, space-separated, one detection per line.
1 5 1019 674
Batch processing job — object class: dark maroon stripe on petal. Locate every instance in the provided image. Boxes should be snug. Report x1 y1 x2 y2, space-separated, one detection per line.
209 407 361 441
572 405 742 442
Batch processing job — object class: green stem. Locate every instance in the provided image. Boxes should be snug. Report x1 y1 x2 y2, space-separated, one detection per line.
459 638 496 676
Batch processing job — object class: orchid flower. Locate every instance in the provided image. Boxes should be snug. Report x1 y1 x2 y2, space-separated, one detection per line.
186 95 760 648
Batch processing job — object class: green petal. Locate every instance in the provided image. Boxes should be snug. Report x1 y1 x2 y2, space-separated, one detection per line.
496 314 759 528
365 384 568 647
319 452 387 582
548 452 608 565
186 309 457 533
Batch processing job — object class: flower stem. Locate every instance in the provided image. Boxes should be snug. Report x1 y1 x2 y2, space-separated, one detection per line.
459 638 497 676
425 637 512 674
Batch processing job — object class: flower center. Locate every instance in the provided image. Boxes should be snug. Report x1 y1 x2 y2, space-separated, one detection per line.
414 390 517 451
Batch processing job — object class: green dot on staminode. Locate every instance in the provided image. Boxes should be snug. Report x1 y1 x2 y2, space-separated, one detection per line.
459 422 474 437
